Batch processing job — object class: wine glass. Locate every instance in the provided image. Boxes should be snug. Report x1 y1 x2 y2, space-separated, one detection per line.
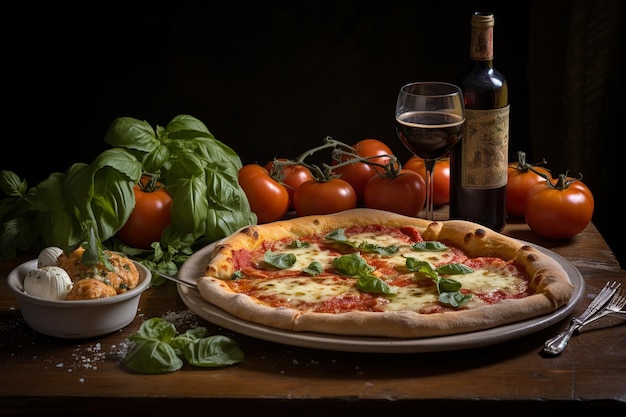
395 82 465 220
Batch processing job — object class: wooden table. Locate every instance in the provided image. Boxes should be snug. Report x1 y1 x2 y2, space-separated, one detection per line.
1 209 625 415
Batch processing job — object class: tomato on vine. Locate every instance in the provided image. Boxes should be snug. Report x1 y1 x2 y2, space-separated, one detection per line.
116 174 173 250
257 137 403 217
403 156 450 206
264 159 314 209
506 151 552 218
238 164 289 224
293 178 357 216
525 174 594 239
331 138 394 202
363 164 426 217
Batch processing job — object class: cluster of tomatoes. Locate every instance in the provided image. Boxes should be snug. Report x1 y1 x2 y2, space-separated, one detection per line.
237 138 450 223
239 143 594 241
506 152 594 239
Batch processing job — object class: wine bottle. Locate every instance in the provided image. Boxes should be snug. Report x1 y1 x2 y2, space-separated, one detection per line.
449 12 509 231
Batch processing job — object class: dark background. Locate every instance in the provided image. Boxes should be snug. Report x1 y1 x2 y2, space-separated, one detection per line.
3 1 624 268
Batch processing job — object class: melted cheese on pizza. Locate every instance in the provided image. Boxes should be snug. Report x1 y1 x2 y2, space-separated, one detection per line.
350 231 462 266
268 231 462 272
252 277 352 303
348 231 406 247
455 266 525 294
238 276 440 313
271 242 336 271
223 225 532 314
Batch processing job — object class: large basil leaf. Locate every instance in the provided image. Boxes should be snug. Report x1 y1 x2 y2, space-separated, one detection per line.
166 175 209 235
26 172 80 249
103 117 158 152
63 148 141 241
0 217 39 259
165 114 213 135
124 339 184 374
182 335 245 367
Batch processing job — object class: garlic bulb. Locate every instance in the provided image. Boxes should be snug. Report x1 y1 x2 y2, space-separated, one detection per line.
37 246 64 268
24 266 73 300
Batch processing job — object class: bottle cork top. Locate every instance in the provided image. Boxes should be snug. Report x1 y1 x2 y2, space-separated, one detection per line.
471 12 494 28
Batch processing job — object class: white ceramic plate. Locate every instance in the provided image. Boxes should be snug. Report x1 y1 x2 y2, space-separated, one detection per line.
177 241 584 353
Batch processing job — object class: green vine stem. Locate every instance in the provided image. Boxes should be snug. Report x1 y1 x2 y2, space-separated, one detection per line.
547 172 585 190
137 172 166 193
510 150 551 180
511 151 586 190
269 136 398 182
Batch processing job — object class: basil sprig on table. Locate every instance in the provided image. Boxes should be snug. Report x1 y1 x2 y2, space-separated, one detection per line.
0 114 256 280
124 317 244 374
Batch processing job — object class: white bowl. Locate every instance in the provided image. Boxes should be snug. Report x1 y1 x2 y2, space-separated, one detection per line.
7 259 151 339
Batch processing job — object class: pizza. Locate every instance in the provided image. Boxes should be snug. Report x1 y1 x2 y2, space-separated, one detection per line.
196 208 574 338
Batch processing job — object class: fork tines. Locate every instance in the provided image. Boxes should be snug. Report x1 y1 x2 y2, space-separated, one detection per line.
578 281 621 323
608 287 626 309
581 286 626 325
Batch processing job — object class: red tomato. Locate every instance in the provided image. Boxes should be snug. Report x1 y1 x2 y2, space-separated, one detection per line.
332 139 394 202
525 175 594 239
292 179 357 216
402 156 450 206
117 176 173 250
564 176 595 210
238 164 289 224
506 163 552 218
264 159 314 209
363 170 426 217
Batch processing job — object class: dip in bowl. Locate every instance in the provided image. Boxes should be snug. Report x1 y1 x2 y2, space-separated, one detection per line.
7 259 151 338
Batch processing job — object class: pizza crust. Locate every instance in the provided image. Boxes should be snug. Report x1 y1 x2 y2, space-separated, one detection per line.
197 208 575 339
293 294 556 338
197 277 297 331
422 219 522 259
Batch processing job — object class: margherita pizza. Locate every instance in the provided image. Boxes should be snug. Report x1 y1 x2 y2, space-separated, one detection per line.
197 208 574 338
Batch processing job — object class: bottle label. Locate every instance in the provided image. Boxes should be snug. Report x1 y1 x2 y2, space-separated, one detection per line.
461 106 510 189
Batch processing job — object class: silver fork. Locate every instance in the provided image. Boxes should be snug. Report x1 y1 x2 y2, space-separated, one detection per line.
543 281 620 355
580 288 626 325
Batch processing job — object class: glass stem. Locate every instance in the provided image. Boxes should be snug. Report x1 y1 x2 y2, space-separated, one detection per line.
424 159 436 221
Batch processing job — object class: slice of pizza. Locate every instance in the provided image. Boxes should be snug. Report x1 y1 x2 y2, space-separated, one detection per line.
197 208 574 338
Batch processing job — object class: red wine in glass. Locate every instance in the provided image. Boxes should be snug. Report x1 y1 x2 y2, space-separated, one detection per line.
396 111 464 160
395 82 465 221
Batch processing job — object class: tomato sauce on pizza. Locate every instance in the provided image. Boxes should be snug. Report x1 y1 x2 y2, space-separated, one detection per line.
198 209 574 338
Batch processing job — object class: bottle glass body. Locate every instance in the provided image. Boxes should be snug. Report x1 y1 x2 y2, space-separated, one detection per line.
449 13 509 231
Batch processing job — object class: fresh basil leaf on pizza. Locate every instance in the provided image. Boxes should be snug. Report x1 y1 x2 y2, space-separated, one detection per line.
196 208 574 338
